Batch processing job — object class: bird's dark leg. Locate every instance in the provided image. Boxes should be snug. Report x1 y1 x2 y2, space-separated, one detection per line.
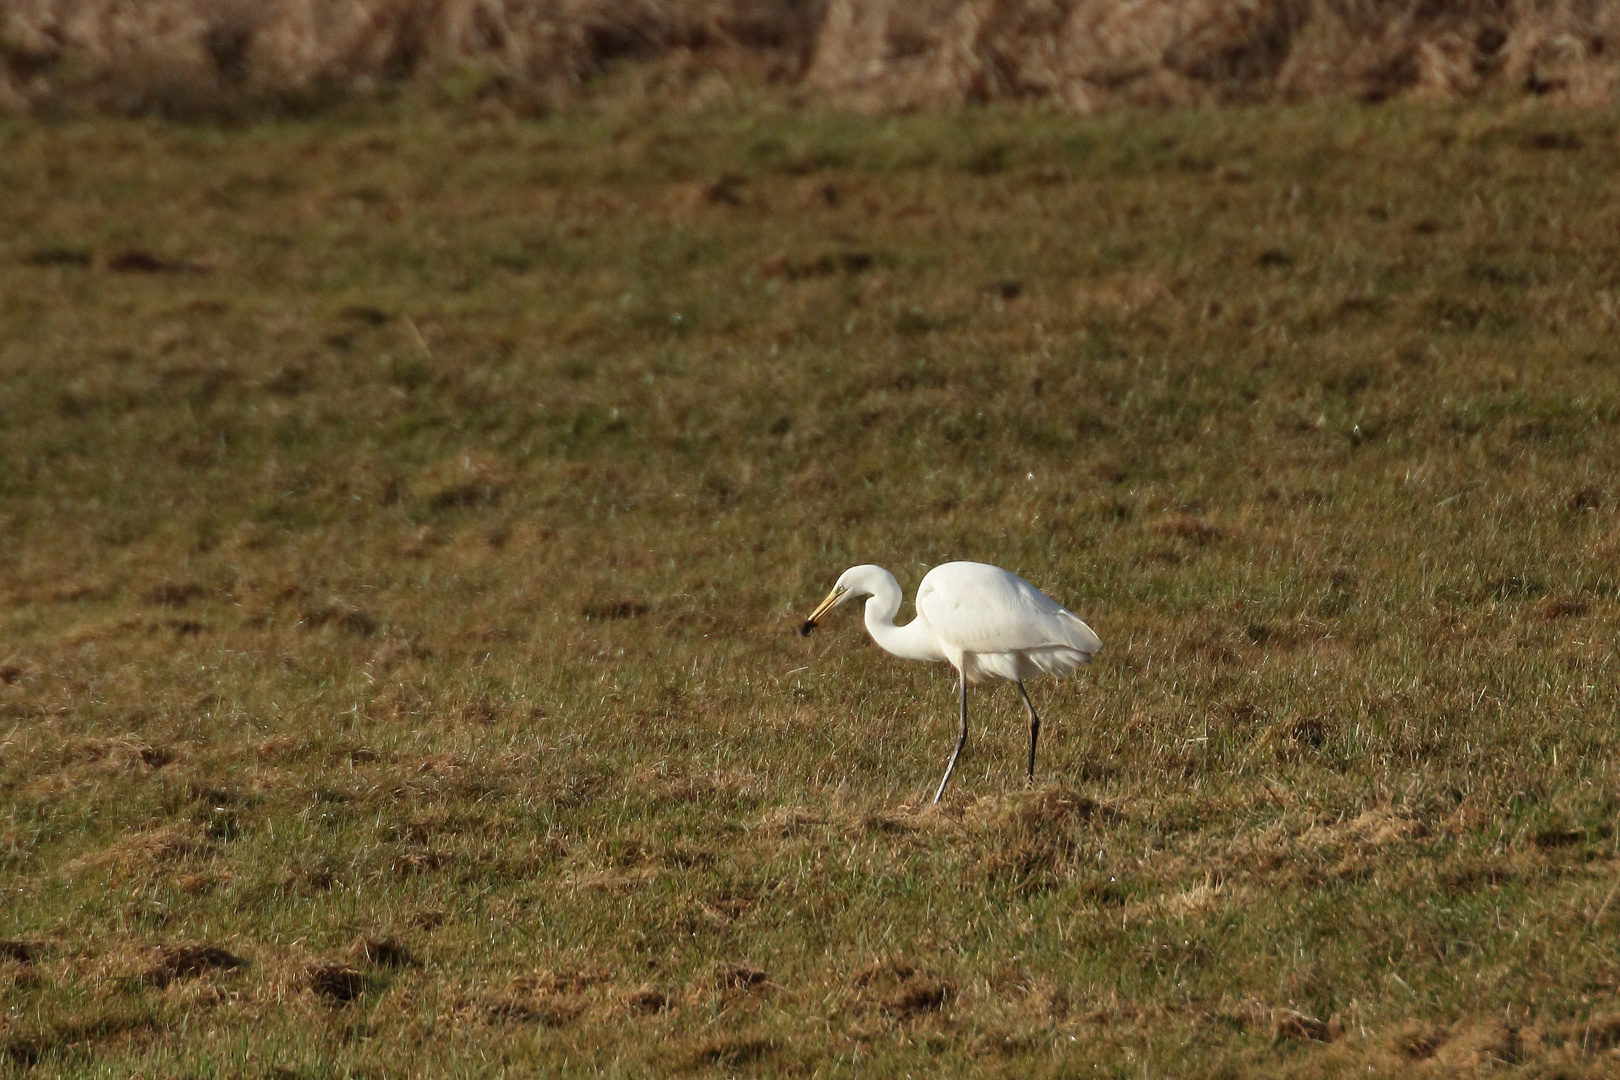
1017 680 1041 785
933 670 969 804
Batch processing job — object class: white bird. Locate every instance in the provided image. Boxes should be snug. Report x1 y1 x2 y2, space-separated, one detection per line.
799 561 1102 802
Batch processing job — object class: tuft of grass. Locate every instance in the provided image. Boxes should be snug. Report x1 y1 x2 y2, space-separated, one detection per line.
3 97 1620 1075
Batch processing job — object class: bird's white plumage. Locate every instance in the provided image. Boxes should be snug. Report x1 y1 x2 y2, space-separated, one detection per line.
914 562 1102 683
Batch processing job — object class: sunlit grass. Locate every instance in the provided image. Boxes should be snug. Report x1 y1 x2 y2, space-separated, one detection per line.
3 98 1620 1076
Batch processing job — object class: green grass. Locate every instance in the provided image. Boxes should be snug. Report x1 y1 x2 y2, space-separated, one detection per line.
3 96 1620 1077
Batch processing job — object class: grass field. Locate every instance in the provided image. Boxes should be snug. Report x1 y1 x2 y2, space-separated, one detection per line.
3 95 1620 1077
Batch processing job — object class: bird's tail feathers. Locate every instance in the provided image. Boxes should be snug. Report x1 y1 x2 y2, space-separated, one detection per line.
1056 609 1104 655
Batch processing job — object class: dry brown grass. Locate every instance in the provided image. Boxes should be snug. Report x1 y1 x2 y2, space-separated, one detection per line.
5 0 1620 116
0 0 823 116
808 0 1620 110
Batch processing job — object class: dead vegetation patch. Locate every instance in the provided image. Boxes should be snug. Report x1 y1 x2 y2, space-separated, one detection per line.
1338 807 1430 847
581 599 650 621
1441 855 1519 895
67 826 213 876
413 454 507 512
1271 1008 1343 1044
143 943 246 987
861 807 922 835
965 785 1121 833
348 936 418 969
1562 1012 1620 1052
307 961 368 1004
1390 1018 1538 1069
280 861 340 894
622 984 668 1015
298 602 379 637
972 1023 1049 1055
484 994 584 1026
388 845 449 878
174 870 222 894
967 787 1119 891
755 805 825 837
684 1034 779 1070
714 962 770 993
995 971 1069 1022
1531 824 1586 850
104 250 201 274
1149 875 1232 922
1217 804 1438 888
483 968 607 1026
60 735 177 772
1153 515 1225 545
1568 486 1605 512
143 580 204 608
762 249 876 280
521 967 613 995
1538 595 1591 620
698 884 762 924
1243 616 1331 650
0 941 40 964
854 956 952 1017
1393 1021 1451 1059
1255 714 1338 759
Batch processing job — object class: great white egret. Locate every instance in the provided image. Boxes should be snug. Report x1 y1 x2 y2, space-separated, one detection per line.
799 562 1102 802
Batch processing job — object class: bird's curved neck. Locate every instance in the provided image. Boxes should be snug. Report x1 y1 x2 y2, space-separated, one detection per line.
862 572 944 663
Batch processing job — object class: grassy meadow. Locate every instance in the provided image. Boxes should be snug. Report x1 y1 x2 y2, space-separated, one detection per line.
3 95 1620 1076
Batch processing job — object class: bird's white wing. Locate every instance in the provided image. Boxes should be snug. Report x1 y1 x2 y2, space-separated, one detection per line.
916 562 1102 657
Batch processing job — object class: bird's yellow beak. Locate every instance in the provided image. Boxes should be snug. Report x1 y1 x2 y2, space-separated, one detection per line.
799 586 845 636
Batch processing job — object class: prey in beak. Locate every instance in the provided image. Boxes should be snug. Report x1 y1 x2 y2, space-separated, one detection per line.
799 585 847 636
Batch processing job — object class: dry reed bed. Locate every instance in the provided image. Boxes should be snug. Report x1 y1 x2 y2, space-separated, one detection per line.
3 0 1620 115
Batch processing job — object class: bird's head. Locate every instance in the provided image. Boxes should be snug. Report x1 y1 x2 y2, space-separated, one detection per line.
799 566 882 636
